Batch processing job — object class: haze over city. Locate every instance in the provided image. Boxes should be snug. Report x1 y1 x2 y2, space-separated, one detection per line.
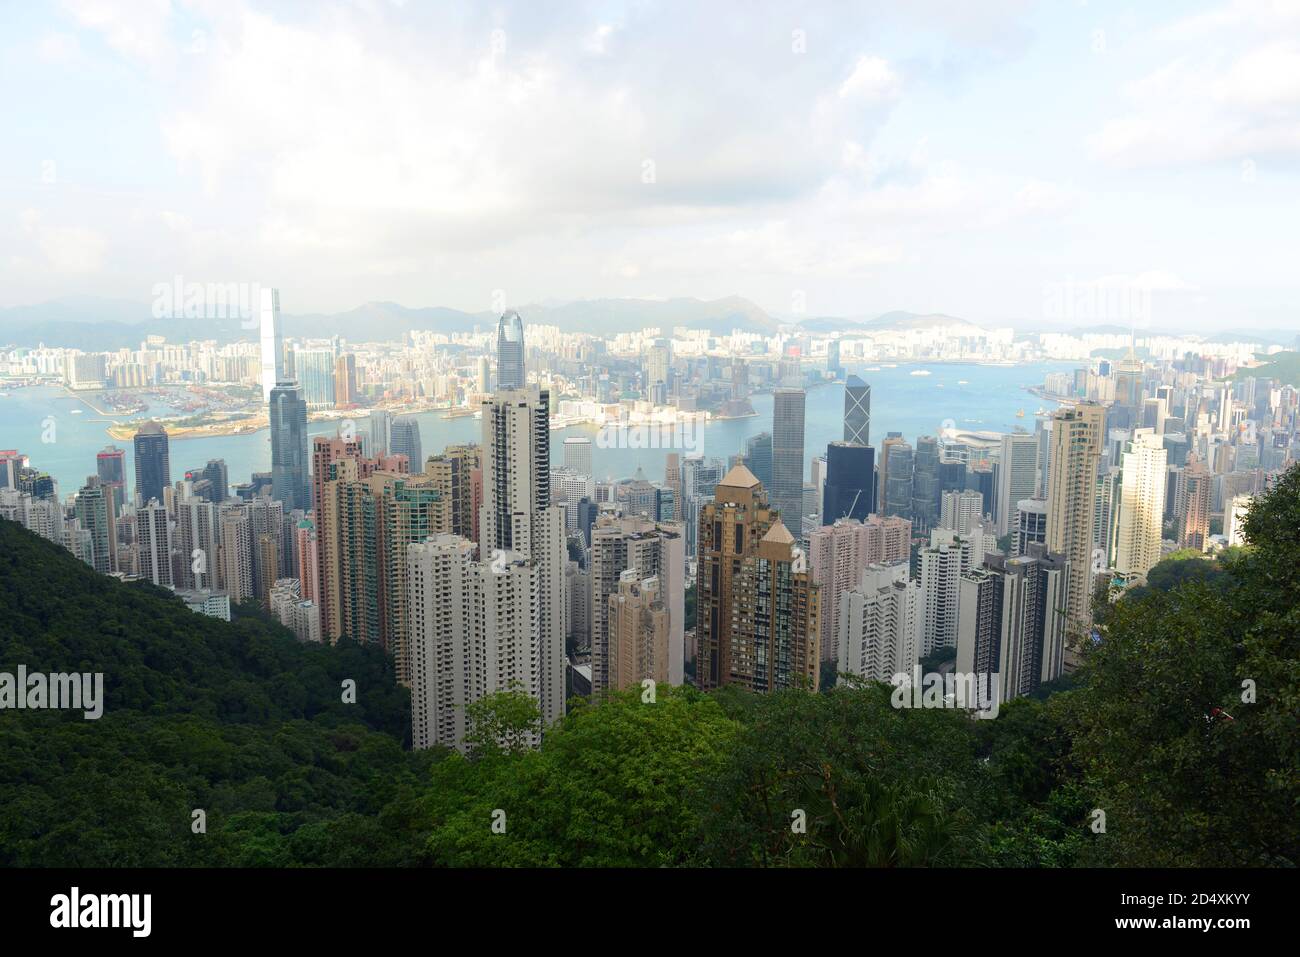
0 0 1295 919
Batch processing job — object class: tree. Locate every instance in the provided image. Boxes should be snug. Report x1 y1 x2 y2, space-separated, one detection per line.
462 686 542 758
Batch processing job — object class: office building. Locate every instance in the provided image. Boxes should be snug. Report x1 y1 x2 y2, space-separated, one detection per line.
270 382 310 512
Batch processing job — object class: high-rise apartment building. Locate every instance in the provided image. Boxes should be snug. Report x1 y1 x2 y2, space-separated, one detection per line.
1046 402 1106 641
837 563 920 683
1110 427 1167 578
1176 453 1213 551
589 514 685 694
606 572 670 692
809 514 911 663
696 465 819 692
1014 498 1048 557
136 501 173 588
74 478 117 575
940 489 983 536
956 543 1068 702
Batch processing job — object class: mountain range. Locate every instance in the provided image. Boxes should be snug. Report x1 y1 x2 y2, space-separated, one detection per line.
0 295 1291 350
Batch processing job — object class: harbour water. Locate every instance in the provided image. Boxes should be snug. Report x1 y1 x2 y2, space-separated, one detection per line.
0 361 1076 496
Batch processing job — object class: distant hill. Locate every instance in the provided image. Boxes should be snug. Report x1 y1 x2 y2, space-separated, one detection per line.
797 311 983 335
1233 351 1300 387
0 295 779 347
518 295 780 336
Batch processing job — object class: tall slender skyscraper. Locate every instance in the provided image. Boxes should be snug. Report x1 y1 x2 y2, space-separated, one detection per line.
911 436 940 531
95 446 126 514
771 388 806 522
743 432 773 490
390 416 423 471
1110 427 1167 578
996 432 1040 536
843 375 870 445
1046 402 1105 641
270 382 309 512
259 287 283 403
132 422 170 506
496 310 526 390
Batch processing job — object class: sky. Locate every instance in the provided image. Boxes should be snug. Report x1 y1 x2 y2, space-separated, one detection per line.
0 0 1298 333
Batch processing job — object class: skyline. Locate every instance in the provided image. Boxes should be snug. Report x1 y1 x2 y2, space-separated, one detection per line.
2 1 1298 332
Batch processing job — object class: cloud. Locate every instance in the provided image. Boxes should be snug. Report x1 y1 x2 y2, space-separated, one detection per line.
1090 3 1300 167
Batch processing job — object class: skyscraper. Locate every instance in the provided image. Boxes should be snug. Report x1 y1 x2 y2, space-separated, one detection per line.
911 436 941 530
956 543 1068 702
838 563 920 683
563 436 593 475
74 478 117 575
259 287 283 403
132 422 170 507
270 382 310 512
390 416 423 471
884 440 914 519
95 446 126 514
479 387 567 724
743 431 773 490
496 309 526 390
1046 402 1106 641
1176 453 1213 552
940 489 983 536
368 410 392 458
822 441 875 524
590 515 684 694
809 514 911 663
294 348 337 409
996 432 1039 536
696 465 820 692
1110 427 1167 578
843 374 870 445
333 353 357 407
771 388 806 522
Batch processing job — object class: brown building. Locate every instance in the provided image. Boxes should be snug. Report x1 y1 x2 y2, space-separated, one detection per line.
696 465 820 693
607 571 669 692
1176 453 1213 552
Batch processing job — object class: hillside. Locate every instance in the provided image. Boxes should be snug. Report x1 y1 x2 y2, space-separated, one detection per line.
1234 351 1300 388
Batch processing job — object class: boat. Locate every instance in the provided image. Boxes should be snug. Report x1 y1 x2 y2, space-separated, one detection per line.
909 369 931 377
70 409 83 415
865 367 882 372
1016 409 1025 418
957 380 969 385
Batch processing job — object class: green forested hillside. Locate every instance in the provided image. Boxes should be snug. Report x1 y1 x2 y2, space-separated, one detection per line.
1 466 1296 867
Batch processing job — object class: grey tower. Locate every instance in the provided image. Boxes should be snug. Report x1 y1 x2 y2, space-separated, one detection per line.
390 416 424 471
844 375 870 446
132 421 171 507
771 388 806 522
496 309 526 390
269 381 309 511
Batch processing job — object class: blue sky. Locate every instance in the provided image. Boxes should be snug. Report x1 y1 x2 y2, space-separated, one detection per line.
1 0 1297 332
